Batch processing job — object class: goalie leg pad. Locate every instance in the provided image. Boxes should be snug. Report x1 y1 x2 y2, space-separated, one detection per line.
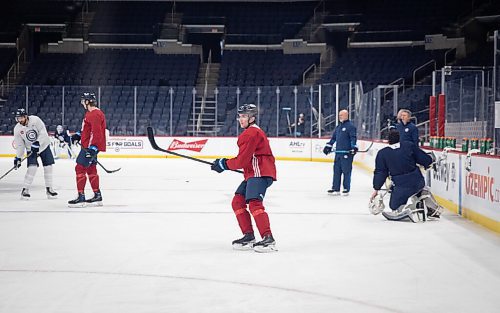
418 187 443 218
382 205 414 221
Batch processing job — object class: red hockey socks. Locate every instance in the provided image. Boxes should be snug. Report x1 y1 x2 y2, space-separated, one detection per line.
249 199 271 237
75 164 87 193
231 194 253 234
87 164 100 192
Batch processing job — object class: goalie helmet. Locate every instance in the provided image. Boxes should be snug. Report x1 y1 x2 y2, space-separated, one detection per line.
368 193 385 215
56 125 63 133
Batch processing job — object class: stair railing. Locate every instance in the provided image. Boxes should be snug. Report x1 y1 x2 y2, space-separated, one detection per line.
196 50 212 133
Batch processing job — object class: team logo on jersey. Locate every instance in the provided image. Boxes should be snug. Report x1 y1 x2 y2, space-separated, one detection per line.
168 139 208 152
26 129 38 142
405 128 409 132
342 127 346 131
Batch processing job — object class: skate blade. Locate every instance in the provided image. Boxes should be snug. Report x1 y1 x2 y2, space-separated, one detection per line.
68 203 86 208
232 242 255 251
86 201 103 207
47 195 58 200
254 244 278 253
20 197 30 201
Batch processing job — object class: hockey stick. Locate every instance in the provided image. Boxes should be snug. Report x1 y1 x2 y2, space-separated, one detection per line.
147 126 243 174
0 152 32 181
334 141 374 154
96 160 121 174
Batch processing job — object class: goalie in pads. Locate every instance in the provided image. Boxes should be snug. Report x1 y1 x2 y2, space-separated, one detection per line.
369 128 442 222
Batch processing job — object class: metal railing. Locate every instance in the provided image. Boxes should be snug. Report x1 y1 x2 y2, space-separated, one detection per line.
413 60 436 87
416 120 430 142
385 77 405 96
302 63 316 85
196 50 212 134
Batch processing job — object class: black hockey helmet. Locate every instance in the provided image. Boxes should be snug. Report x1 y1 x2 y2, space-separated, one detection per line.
81 92 97 104
237 103 258 117
15 108 27 118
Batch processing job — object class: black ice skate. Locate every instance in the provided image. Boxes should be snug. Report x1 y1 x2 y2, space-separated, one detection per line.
232 233 255 251
46 187 58 199
86 190 103 207
21 188 30 200
253 234 277 253
68 193 86 208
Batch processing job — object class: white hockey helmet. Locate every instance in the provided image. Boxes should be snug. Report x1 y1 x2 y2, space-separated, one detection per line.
56 125 63 133
368 194 385 215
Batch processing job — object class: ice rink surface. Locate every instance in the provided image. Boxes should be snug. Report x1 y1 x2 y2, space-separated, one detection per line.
1 157 499 313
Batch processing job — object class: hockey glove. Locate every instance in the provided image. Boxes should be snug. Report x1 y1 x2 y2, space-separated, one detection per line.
350 147 359 155
29 141 40 155
85 145 99 163
14 157 22 170
211 158 228 173
323 144 332 155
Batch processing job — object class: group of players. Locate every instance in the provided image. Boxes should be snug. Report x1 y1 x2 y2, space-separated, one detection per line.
12 93 106 207
10 94 442 253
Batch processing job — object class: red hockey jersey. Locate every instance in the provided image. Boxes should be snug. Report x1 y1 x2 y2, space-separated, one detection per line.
81 108 107 152
226 125 277 181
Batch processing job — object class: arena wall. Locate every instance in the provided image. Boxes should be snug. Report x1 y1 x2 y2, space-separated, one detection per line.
0 135 498 232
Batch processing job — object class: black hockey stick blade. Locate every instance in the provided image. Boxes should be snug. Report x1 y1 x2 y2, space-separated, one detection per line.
96 160 121 174
359 141 374 153
147 126 243 174
333 142 374 154
0 152 32 181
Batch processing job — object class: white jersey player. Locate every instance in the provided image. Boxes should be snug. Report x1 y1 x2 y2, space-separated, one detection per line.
13 108 58 199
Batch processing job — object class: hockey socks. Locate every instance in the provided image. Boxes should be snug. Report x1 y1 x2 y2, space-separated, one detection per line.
232 194 253 234
76 164 100 193
249 200 271 238
23 165 37 189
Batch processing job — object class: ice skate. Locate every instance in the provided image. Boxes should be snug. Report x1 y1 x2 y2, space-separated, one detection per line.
254 235 277 253
341 190 350 196
86 190 103 207
232 233 255 251
68 193 86 208
20 188 30 200
46 187 58 199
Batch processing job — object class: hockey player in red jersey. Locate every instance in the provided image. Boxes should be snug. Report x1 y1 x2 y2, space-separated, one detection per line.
211 104 277 252
68 93 107 207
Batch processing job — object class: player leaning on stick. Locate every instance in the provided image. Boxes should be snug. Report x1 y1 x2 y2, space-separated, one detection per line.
68 92 106 208
211 104 278 253
13 108 58 200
